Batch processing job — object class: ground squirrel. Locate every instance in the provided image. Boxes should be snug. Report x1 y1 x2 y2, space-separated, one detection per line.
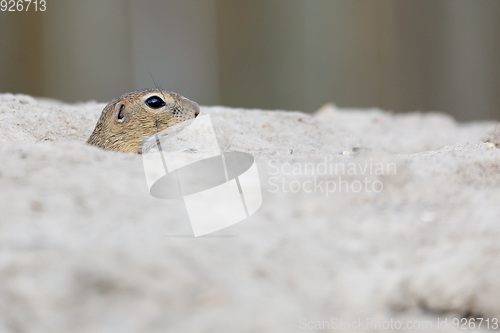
87 89 200 153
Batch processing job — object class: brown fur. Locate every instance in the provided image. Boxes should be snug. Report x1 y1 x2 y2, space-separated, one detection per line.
87 89 200 154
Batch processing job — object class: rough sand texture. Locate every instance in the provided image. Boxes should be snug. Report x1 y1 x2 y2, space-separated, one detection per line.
0 93 499 332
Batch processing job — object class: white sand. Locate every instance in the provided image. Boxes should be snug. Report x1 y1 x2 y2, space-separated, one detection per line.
0 93 499 332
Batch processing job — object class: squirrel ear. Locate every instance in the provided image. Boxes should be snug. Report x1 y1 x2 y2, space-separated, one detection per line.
116 104 126 123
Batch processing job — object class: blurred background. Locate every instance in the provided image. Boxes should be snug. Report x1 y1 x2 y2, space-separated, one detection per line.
1 0 500 121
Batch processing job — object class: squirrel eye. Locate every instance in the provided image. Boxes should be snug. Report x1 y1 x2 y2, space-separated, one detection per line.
145 96 166 109
116 104 126 123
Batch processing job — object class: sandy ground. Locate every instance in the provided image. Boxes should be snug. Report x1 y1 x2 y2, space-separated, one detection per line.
0 93 500 332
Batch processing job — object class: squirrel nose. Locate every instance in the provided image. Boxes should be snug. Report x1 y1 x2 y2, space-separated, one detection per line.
193 102 200 118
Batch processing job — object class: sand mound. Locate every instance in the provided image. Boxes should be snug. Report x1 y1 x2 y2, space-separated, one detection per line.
0 93 499 332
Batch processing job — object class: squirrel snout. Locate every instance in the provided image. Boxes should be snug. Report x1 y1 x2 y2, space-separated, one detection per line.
192 101 200 118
